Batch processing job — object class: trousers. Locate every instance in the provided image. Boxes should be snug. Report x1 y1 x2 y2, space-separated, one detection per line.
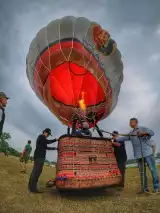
116 156 127 187
28 158 44 190
137 154 159 191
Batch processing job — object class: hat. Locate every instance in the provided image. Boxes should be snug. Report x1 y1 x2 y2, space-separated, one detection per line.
0 92 9 99
43 128 52 136
130 117 138 122
112 131 118 135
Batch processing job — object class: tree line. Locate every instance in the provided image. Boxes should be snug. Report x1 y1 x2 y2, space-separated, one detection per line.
0 132 57 164
0 132 20 157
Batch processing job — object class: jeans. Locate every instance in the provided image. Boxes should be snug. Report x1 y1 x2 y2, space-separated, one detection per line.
137 154 159 191
28 158 44 191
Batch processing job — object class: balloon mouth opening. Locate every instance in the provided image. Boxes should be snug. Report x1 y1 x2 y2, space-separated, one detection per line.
49 61 106 108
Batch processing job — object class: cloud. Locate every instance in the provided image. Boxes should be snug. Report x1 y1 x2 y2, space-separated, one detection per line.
149 54 160 63
155 26 160 37
0 0 160 161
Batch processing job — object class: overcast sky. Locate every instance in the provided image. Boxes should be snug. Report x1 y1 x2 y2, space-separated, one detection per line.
0 0 160 161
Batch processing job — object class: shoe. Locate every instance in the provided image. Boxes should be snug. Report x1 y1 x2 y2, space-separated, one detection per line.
28 188 43 193
116 185 124 191
155 189 160 193
136 189 149 194
46 179 56 187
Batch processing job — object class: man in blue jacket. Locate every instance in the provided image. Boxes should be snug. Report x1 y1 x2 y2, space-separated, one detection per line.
113 118 159 193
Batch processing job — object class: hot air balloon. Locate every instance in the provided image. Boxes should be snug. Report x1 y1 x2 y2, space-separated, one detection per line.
26 16 123 128
26 16 123 191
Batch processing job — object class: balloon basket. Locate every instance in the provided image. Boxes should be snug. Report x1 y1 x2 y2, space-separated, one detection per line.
55 135 121 190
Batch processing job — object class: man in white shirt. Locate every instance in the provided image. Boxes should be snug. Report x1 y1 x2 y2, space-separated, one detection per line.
0 92 9 137
150 140 156 155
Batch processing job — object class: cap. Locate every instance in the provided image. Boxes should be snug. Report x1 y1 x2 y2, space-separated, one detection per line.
112 131 118 135
43 128 52 136
130 117 138 123
0 92 9 99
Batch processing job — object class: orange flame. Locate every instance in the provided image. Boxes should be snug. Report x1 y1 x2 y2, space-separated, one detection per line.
79 91 86 111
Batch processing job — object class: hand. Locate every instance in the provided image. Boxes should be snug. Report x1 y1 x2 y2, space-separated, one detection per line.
112 142 121 147
137 132 148 137
72 114 79 121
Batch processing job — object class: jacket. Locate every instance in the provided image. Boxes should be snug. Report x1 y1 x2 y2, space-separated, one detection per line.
34 134 57 159
0 107 5 137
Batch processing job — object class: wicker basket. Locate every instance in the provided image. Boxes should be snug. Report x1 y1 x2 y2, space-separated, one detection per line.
56 135 121 190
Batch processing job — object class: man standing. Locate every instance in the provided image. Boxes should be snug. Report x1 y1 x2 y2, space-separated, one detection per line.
20 140 32 173
28 128 58 193
114 118 159 193
112 131 127 190
0 92 9 138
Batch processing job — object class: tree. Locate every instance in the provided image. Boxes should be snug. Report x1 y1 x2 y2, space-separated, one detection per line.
0 132 11 152
8 147 20 157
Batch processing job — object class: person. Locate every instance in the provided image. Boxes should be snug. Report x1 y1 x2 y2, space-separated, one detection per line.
0 92 9 138
151 140 156 156
28 128 58 193
111 131 127 190
74 122 92 137
113 118 159 193
20 140 32 173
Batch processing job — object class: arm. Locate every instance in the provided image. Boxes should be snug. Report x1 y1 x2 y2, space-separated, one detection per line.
22 145 27 155
141 127 154 137
46 146 57 150
46 138 57 145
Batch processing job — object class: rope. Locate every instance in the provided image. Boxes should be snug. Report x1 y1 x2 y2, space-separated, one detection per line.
99 129 140 137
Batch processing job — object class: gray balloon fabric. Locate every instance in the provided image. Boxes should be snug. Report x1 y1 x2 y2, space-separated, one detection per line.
26 16 123 127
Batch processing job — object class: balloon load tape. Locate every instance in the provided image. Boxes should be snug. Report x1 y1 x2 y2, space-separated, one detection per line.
56 176 68 181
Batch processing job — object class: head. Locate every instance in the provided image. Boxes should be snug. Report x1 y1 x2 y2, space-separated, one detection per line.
43 128 52 138
129 118 138 129
82 122 89 129
0 92 9 108
28 140 31 144
112 131 118 139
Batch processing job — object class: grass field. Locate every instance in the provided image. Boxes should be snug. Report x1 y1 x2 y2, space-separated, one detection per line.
0 154 160 213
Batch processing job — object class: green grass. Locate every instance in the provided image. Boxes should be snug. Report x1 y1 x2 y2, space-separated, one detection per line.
0 153 160 213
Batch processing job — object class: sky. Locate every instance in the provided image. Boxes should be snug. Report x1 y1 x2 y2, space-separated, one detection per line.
0 0 160 161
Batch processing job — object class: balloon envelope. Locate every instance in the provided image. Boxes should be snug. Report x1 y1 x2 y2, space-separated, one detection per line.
26 16 123 127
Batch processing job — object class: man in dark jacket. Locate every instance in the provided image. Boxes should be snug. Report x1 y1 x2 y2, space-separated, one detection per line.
112 131 127 189
28 128 58 193
0 92 9 138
